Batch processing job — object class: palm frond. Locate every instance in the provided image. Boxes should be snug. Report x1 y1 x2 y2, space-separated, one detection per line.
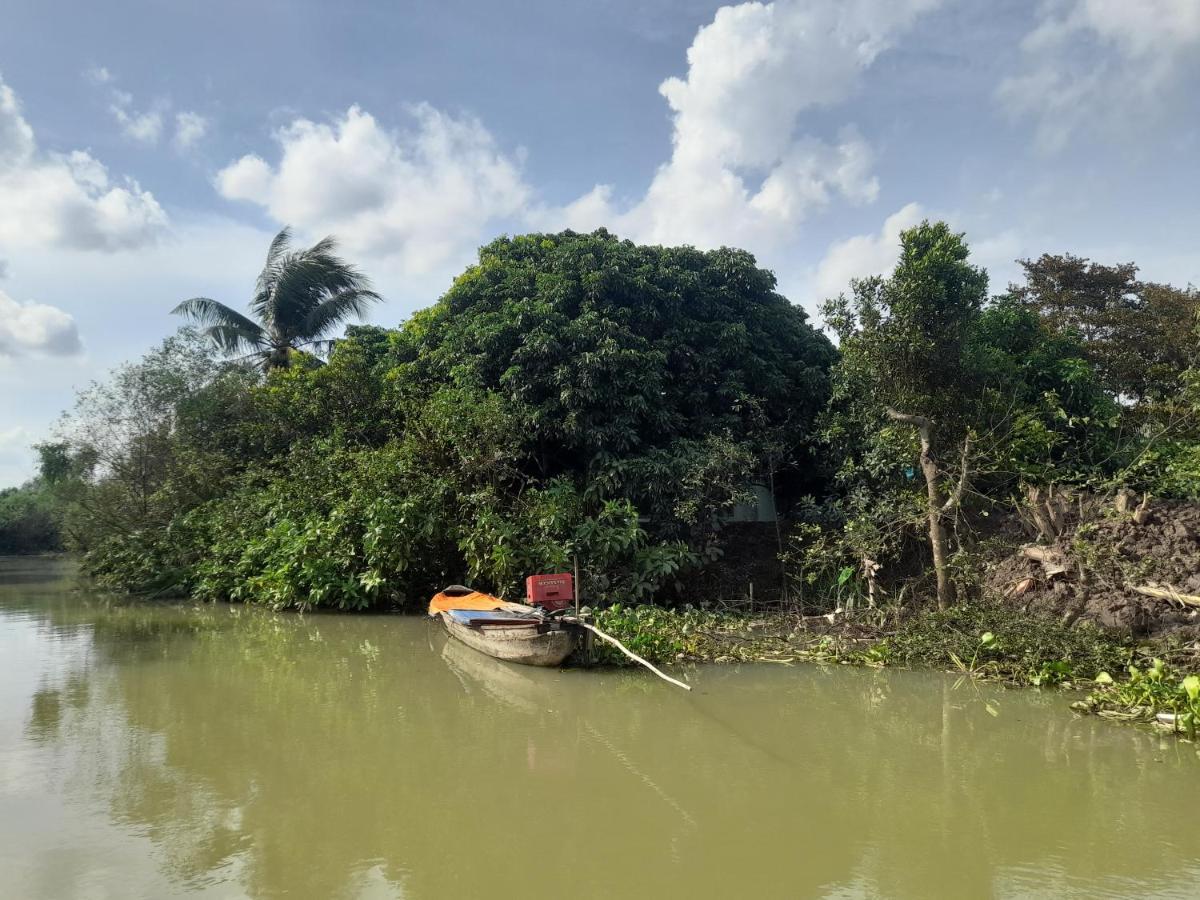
205 324 270 356
302 288 383 339
173 297 265 335
253 227 294 300
265 226 293 265
172 298 267 355
269 244 377 336
175 229 378 370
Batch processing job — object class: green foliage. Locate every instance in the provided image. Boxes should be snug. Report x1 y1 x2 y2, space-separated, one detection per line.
967 298 1120 482
881 601 1131 684
49 220 1200 624
1112 368 1200 498
0 481 61 553
1010 254 1200 402
590 604 691 663
818 222 996 597
1077 659 1200 739
589 603 778 664
70 231 835 610
402 229 835 487
53 328 242 554
823 221 988 441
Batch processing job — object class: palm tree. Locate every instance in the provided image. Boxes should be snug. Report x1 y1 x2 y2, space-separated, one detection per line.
173 227 382 370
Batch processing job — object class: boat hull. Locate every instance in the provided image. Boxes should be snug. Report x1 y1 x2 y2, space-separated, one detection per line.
439 613 575 667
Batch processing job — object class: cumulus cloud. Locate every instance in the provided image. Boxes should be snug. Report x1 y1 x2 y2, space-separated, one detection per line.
216 0 943 275
173 111 208 149
812 206 1032 308
216 103 530 274
813 202 925 298
0 75 168 251
0 289 82 357
999 0 1200 151
546 0 942 249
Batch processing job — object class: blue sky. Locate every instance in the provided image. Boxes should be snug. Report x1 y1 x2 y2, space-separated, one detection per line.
1 0 1198 486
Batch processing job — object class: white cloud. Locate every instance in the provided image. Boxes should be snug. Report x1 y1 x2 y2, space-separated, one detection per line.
173 111 208 149
90 68 209 150
84 66 113 85
0 289 82 357
0 75 168 251
999 0 1200 151
217 103 531 275
542 0 942 249
216 0 944 276
110 90 164 144
813 202 925 298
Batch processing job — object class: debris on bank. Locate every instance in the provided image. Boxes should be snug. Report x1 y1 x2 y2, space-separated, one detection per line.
986 497 1200 641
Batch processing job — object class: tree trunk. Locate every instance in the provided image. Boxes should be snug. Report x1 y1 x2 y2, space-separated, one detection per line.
887 409 970 611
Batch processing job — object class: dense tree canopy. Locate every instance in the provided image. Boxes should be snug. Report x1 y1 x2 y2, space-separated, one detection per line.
1010 254 1200 401
49 230 838 609
400 231 835 467
24 223 1200 613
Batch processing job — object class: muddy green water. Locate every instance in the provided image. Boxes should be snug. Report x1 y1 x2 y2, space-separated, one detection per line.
2 557 1198 899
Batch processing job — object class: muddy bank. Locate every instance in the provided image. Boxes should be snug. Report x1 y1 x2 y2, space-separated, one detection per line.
985 498 1200 639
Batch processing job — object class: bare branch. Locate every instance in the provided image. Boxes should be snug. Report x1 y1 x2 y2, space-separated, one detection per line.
941 432 973 515
885 408 933 430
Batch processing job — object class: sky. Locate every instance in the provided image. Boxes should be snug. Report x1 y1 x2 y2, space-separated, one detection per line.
1 0 1198 486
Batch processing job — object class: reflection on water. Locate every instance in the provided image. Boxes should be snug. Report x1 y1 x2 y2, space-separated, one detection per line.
1 556 1199 899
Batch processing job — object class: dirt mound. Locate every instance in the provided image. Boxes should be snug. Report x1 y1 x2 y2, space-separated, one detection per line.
986 499 1200 636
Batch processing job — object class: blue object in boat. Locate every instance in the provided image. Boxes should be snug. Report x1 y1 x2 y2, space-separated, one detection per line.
444 608 532 624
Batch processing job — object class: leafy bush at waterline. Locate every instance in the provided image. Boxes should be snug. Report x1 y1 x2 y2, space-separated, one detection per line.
880 601 1131 684
1075 659 1200 739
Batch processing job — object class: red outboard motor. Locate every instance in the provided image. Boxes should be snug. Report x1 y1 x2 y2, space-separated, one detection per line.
525 573 574 612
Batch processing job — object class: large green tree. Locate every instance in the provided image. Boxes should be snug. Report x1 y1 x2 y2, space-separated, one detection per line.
823 221 990 608
396 229 837 508
174 227 381 370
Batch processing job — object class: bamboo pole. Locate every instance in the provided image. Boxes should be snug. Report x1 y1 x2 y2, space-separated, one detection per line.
569 620 692 691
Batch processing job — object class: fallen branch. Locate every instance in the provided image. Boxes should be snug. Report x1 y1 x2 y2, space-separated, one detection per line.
1130 584 1200 609
571 620 692 691
1020 545 1068 579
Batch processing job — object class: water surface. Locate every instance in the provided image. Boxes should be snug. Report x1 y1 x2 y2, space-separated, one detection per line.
1 556 1197 899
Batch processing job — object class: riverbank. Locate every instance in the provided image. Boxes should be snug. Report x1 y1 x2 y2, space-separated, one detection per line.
592 600 1200 740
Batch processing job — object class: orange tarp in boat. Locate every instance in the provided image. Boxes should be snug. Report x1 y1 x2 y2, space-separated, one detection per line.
428 589 528 617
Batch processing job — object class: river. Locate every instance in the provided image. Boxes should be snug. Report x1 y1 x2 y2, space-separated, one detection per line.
1 556 1197 899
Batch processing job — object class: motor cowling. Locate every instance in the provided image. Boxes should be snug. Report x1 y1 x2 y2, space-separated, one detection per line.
525 573 574 611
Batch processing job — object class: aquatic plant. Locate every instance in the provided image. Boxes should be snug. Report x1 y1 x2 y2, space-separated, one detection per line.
1075 659 1200 739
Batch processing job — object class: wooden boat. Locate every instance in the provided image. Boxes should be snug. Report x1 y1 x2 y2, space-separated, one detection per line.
428 586 576 667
